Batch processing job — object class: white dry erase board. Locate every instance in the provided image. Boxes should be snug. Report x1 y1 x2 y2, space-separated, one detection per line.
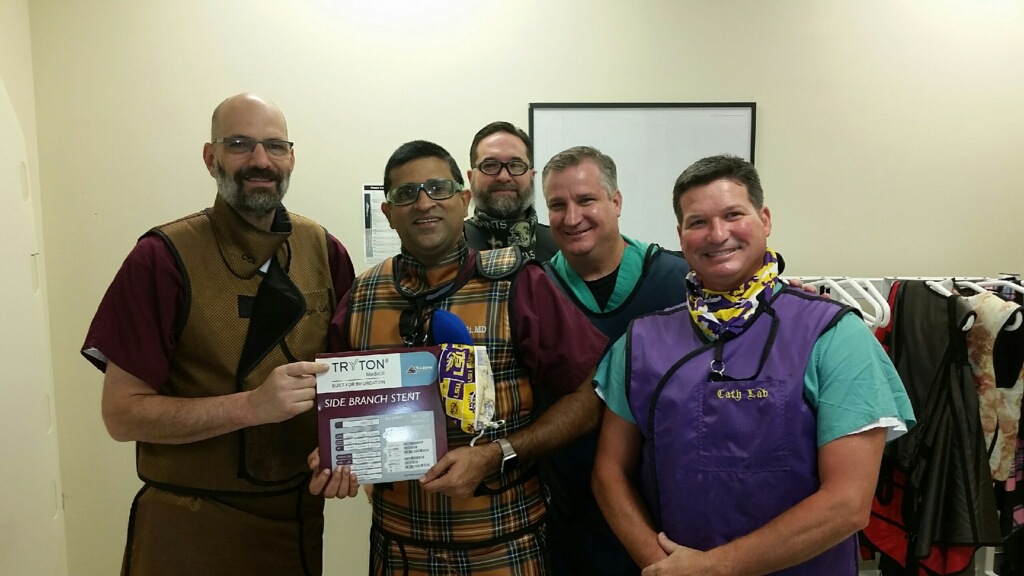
529 103 755 252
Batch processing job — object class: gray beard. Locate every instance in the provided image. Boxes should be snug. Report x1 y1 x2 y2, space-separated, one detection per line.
476 185 534 219
215 165 289 216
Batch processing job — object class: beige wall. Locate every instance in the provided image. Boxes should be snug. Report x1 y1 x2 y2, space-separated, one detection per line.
20 0 1024 574
0 0 68 575
0 0 38 157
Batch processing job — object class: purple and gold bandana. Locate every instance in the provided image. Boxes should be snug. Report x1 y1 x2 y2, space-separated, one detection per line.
686 249 782 340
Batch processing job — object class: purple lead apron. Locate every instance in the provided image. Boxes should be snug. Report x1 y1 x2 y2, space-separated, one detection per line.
627 288 857 575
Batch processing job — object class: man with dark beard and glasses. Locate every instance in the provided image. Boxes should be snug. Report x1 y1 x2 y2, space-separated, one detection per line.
463 121 557 261
81 93 355 576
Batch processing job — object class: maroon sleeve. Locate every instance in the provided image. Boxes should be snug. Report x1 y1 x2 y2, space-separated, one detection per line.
512 262 609 397
326 233 355 306
327 290 353 353
80 235 184 390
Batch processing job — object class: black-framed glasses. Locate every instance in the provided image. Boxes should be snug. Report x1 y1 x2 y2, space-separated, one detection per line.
475 159 530 176
386 179 461 206
212 137 294 157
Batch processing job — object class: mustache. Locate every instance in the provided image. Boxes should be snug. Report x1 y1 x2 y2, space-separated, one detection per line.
487 182 520 193
238 167 282 183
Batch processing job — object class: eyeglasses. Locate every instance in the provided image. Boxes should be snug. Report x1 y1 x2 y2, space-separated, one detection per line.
475 159 530 176
386 179 462 206
212 137 294 157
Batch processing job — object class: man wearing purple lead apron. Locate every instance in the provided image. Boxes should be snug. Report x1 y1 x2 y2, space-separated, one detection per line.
592 154 915 576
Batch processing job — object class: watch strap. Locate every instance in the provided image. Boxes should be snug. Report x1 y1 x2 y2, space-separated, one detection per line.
495 438 517 474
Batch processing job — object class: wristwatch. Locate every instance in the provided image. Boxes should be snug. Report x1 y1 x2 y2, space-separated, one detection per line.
494 438 518 474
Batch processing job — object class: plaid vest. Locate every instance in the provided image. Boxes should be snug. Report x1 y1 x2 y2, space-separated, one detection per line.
346 247 546 548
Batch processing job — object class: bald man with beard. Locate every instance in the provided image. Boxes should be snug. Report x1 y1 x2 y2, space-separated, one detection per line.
82 93 355 576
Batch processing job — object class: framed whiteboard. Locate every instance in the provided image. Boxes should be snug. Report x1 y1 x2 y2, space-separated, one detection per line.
529 103 756 252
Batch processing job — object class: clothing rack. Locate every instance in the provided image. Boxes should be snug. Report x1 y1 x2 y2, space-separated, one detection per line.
786 276 1024 576
784 276 1023 332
